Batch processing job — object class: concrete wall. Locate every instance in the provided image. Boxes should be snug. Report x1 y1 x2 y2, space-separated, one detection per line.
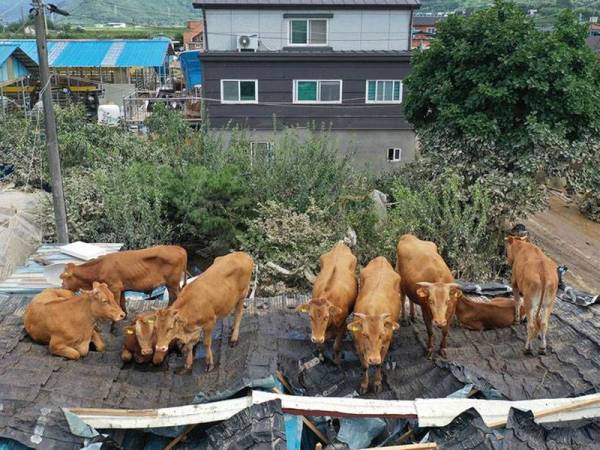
215 128 416 172
205 9 412 51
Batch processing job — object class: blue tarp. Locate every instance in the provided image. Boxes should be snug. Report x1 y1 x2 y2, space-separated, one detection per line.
179 51 202 89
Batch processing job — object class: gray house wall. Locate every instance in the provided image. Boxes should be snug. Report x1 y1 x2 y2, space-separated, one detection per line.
204 8 412 51
201 53 413 130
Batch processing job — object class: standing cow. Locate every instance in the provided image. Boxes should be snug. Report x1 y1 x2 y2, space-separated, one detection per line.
506 235 558 355
297 243 358 365
60 245 188 318
396 234 461 358
154 252 254 373
24 283 125 359
347 257 401 394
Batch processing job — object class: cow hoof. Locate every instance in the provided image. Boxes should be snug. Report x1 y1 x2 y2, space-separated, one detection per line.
205 363 214 372
523 348 533 356
359 384 369 395
176 366 191 375
538 348 547 356
373 383 383 394
229 339 239 348
426 350 434 360
439 349 447 358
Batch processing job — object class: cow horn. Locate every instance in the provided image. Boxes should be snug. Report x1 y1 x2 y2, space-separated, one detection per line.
354 313 367 319
449 283 462 289
416 282 433 288
380 313 391 319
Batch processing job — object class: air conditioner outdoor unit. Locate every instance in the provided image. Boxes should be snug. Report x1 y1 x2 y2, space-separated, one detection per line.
236 34 259 52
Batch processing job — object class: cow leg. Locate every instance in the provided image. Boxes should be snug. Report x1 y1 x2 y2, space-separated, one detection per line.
422 308 435 358
91 328 106 352
203 320 216 372
512 281 521 324
49 338 81 360
229 297 245 347
333 326 345 367
524 306 537 356
373 366 383 393
439 325 449 358
538 302 554 355
166 282 180 306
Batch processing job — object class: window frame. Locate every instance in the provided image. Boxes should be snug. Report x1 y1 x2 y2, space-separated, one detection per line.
293 79 343 104
387 147 402 162
288 18 329 47
220 79 258 104
365 80 403 104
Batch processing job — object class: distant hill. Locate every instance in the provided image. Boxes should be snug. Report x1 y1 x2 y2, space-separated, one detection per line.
0 0 196 26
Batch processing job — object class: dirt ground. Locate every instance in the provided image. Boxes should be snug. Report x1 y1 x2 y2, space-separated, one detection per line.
524 192 600 293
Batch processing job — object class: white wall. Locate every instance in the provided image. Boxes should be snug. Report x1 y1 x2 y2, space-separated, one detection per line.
205 9 412 51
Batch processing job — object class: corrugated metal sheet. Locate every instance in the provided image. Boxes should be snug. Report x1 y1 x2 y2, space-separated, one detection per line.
194 0 420 6
0 39 170 68
0 45 19 66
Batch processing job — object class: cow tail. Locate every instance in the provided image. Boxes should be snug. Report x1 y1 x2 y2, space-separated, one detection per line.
533 274 546 336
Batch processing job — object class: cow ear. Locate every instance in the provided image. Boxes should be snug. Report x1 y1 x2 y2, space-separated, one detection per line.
92 281 101 290
347 321 362 332
329 305 342 315
296 303 310 313
125 328 135 335
449 284 462 298
386 321 400 331
416 287 429 298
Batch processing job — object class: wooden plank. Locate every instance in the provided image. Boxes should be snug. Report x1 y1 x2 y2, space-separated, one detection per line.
272 387 329 445
360 444 437 450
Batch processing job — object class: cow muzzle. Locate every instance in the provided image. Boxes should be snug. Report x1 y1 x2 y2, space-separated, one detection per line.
433 319 447 328
367 355 382 365
311 335 325 345
155 345 168 353
141 348 153 356
115 312 126 321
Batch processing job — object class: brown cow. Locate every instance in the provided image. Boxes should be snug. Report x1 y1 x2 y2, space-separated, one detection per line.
60 245 188 317
347 257 401 394
506 236 558 355
121 311 158 364
395 234 461 358
154 252 254 373
296 243 358 365
456 296 525 331
23 283 125 359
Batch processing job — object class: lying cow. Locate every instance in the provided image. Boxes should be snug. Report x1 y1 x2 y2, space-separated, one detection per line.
121 311 158 364
297 243 358 365
506 235 558 355
456 296 525 331
154 252 254 373
60 245 188 317
396 234 461 358
23 283 125 359
347 257 401 394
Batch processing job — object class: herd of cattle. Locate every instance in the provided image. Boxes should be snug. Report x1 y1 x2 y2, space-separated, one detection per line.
22 233 558 394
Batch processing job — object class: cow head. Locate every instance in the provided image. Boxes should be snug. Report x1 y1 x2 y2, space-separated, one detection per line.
135 314 157 356
296 298 342 344
60 263 85 291
86 282 125 322
154 308 186 353
416 282 461 328
505 235 528 265
347 313 399 366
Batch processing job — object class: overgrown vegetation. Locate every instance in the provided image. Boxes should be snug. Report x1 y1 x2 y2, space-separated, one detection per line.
405 2 600 223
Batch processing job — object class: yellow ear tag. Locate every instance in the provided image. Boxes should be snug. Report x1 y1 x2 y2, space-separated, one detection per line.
147 319 155 324
126 329 134 335
348 323 361 332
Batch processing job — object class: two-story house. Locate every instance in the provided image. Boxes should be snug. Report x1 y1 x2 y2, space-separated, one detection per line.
193 0 420 170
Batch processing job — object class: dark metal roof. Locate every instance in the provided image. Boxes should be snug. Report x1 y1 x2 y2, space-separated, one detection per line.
413 15 445 26
200 49 412 61
194 0 420 9
586 35 600 53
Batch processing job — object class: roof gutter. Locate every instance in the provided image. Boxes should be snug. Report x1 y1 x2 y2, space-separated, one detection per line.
200 51 412 62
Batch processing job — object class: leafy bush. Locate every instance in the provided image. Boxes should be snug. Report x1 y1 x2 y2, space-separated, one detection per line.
388 171 506 280
239 200 342 295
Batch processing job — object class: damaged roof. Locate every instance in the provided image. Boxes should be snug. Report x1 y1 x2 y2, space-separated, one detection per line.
0 293 599 449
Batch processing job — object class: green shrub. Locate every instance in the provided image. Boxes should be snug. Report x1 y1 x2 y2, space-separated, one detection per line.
239 200 342 295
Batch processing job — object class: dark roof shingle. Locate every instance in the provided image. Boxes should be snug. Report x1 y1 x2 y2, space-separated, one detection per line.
194 0 420 9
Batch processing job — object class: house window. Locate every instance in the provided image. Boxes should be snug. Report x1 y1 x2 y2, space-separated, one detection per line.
220 80 258 103
387 148 402 162
366 80 402 103
294 80 342 103
289 19 328 46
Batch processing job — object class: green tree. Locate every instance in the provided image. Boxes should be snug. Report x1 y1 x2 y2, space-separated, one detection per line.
405 2 600 169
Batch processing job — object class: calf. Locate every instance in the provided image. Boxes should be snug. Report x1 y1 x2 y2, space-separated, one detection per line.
154 252 254 373
347 257 401 394
396 234 461 358
296 243 358 365
121 311 158 364
456 296 525 331
506 236 558 355
23 283 125 359
60 245 188 317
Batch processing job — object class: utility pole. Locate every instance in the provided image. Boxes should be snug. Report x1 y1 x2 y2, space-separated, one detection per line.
32 0 69 243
